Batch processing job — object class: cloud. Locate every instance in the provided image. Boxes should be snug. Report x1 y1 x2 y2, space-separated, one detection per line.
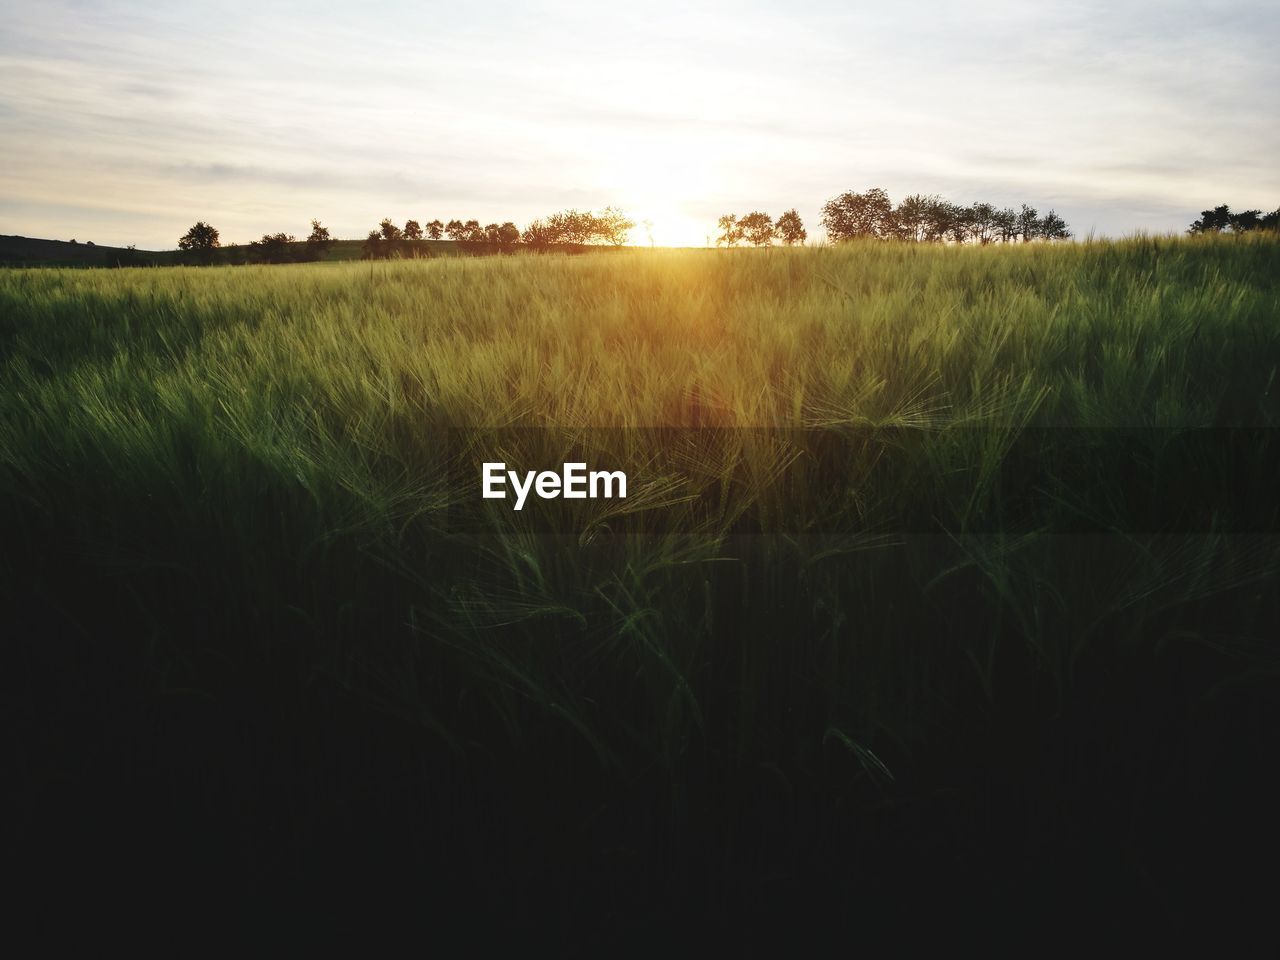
1 0 1276 247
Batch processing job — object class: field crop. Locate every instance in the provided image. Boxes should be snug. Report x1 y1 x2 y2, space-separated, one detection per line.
3 236 1279 944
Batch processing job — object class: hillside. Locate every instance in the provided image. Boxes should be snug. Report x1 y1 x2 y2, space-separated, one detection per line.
0 234 162 267
0 233 631 266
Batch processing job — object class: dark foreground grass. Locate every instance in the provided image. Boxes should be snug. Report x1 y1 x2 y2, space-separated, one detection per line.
2 236 1279 947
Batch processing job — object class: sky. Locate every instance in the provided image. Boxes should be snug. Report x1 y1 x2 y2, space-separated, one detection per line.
1 0 1277 249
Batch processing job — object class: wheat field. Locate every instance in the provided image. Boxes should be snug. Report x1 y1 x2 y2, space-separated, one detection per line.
3 235 1279 939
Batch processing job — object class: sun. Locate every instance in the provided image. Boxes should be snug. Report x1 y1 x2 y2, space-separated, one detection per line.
598 146 716 248
624 204 712 249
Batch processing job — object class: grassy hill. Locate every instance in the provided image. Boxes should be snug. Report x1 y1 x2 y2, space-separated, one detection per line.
0 233 419 266
0 234 160 267
1 233 634 267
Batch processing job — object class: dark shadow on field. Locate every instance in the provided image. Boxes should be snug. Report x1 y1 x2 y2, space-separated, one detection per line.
3 520 1278 948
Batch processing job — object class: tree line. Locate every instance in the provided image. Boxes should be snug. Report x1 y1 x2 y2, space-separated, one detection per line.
714 191 1069 247
716 210 807 247
1188 204 1280 234
176 208 637 263
178 219 333 264
361 207 635 259
174 194 1279 264
362 218 516 258
818 187 1069 244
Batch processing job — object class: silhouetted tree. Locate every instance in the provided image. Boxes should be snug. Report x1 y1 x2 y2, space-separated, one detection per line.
969 203 999 245
942 202 974 243
426 219 444 240
994 207 1019 244
821 188 893 241
305 220 332 260
546 210 593 245
362 230 385 259
398 219 432 257
178 221 220 258
443 219 488 246
1231 209 1263 232
739 211 774 247
1039 210 1070 240
516 208 633 250
379 218 403 242
819 189 1067 245
1188 204 1280 233
774 209 806 246
716 214 742 247
913 200 950 242
1017 204 1041 242
437 219 486 250
1188 205 1234 234
521 219 555 250
892 194 946 243
596 206 635 246
488 222 519 252
249 232 297 263
370 218 403 257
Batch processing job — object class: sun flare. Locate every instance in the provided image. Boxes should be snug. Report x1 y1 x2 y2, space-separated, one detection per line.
600 147 716 248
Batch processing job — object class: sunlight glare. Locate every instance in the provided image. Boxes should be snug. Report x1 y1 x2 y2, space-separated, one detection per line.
601 144 716 248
